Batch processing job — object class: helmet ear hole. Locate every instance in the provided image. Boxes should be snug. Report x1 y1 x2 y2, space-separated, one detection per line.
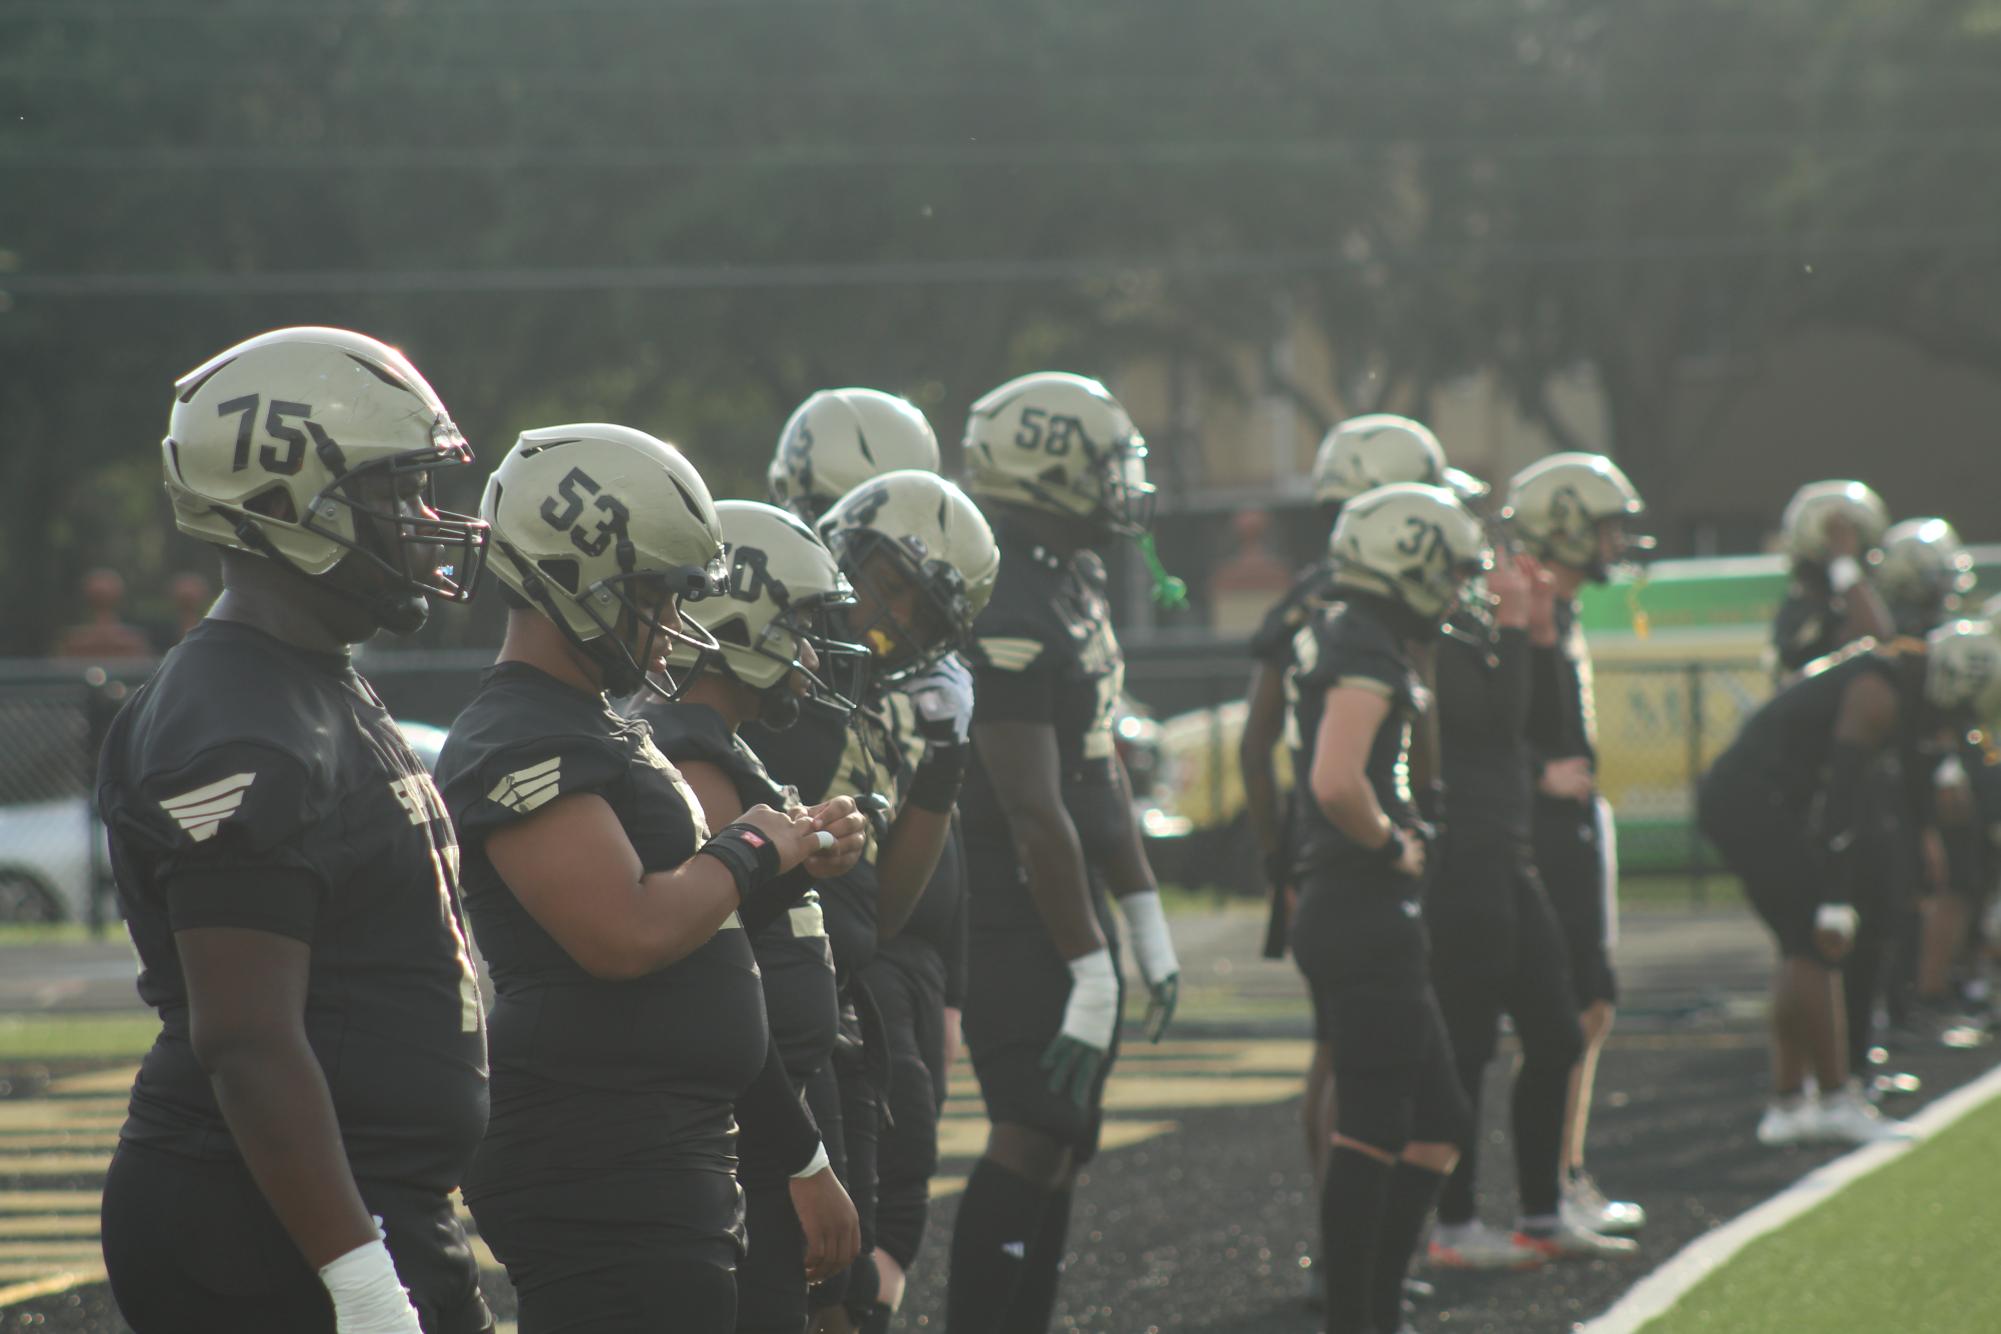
244 485 297 523
712 617 752 648
536 558 581 594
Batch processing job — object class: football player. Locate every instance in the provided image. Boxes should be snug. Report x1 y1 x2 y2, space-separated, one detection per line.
1239 415 1455 1218
1771 481 1895 680
1701 621 2001 1143
632 501 871 1332
1874 520 1987 1045
97 327 495 1333
743 465 997 1332
1502 452 1651 1235
1284 483 1485 1332
944 372 1182 1334
434 425 866 1332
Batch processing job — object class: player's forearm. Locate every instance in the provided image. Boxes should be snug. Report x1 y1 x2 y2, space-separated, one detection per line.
1013 805 1107 959
1242 755 1283 859
875 806 952 942
616 858 747 975
1103 757 1160 900
205 1031 378 1269
1314 769 1392 847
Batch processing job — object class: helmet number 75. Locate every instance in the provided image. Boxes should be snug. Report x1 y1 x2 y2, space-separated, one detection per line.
216 394 313 476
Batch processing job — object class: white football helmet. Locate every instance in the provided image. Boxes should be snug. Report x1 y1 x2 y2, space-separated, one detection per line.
483 424 727 698
818 469 999 684
1875 517 1975 632
1926 620 2001 731
767 388 942 523
961 371 1154 537
1502 452 1650 580
162 326 489 632
1311 414 1448 505
1329 483 1492 622
670 501 870 719
1780 480 1890 565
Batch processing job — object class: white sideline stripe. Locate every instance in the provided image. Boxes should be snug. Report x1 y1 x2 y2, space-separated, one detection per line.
1579 1060 2001 1334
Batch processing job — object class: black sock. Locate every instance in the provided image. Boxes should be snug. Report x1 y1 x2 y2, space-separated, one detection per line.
945 1158 1048 1334
1514 1053 1570 1219
1321 1146 1393 1334
1001 1187 1072 1333
1437 1071 1484 1225
859 1301 895 1334
1373 1161 1450 1333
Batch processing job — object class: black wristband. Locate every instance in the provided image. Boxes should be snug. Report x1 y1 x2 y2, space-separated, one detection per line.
699 821 784 901
906 742 970 814
739 866 816 935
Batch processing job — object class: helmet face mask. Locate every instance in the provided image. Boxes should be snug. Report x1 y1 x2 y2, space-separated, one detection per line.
163 327 491 634
1925 620 2001 732
1875 518 1975 633
817 470 1000 687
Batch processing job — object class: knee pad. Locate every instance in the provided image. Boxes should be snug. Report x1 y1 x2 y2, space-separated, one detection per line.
1334 1067 1415 1156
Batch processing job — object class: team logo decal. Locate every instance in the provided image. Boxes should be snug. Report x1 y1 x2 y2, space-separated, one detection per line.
159 772 257 843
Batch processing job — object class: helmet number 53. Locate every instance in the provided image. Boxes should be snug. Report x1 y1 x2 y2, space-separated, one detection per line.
540 466 633 559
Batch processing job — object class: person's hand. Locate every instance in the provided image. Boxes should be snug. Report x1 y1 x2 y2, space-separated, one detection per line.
1040 947 1118 1108
730 803 821 874
801 796 868 877
1391 830 1426 880
1537 756 1596 802
908 654 976 746
788 1165 861 1284
1488 552 1532 629
1119 889 1181 1042
1814 902 1859 963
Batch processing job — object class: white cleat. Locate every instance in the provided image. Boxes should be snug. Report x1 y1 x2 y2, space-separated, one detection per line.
1563 1170 1645 1235
1810 1085 1916 1145
1756 1096 1816 1146
1518 1218 1641 1261
1426 1220 1547 1272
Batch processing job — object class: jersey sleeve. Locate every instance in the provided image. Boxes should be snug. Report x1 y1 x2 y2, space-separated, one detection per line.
967 620 1061 726
444 730 633 843
110 742 332 941
1296 606 1411 704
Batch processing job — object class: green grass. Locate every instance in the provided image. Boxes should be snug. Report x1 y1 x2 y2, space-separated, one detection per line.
0 922 111 948
1619 872 1746 913
0 1013 159 1061
1641 1085 2001 1333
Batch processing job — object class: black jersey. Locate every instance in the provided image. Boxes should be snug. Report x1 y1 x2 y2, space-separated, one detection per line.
1529 599 1597 774
435 662 766 1208
1249 560 1337 668
1707 642 1925 812
1772 581 1855 676
1284 592 1431 876
1436 605 1534 842
962 521 1127 864
96 619 487 1192
638 698 838 1077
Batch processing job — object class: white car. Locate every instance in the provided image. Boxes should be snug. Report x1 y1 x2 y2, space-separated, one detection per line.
0 719 451 924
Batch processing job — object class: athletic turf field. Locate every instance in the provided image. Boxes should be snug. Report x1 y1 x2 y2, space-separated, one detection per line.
1632 1080 2001 1334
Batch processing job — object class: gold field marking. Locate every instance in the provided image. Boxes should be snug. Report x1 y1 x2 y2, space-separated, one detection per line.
0 1192 98 1213
0 1216 100 1240
46 1069 140 1098
0 1266 107 1310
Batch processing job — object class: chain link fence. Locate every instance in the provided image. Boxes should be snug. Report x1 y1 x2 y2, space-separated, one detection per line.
0 645 1777 923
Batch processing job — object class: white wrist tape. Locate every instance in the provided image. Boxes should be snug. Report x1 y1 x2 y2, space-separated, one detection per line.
1935 753 1968 789
791 1140 832 1180
319 1238 421 1334
1816 903 1859 940
1119 890 1180 987
1059 948 1120 1051
1828 555 1864 594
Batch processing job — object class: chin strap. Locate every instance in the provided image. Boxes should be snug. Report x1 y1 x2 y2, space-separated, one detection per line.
1135 532 1188 610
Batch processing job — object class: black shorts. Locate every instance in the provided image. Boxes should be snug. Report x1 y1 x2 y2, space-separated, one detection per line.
472 1179 738 1334
867 936 950 1270
101 1140 492 1334
1699 776 1825 960
1428 850 1585 1075
1532 797 1619 1006
1291 874 1469 1149
963 857 1124 1161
